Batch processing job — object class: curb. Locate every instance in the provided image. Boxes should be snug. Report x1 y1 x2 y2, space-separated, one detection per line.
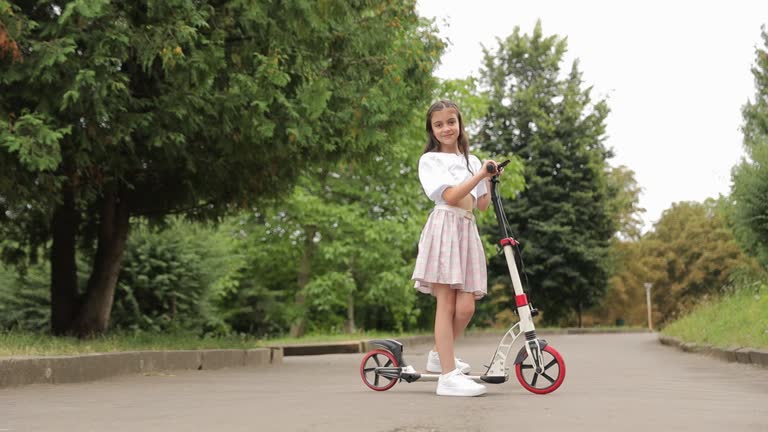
274 335 439 357
657 334 768 368
0 347 281 389
279 341 363 356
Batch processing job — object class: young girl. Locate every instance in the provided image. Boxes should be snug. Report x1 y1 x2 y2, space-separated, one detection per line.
412 100 500 397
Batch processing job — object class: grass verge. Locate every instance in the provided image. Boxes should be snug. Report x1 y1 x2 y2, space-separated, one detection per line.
0 330 431 357
1 325 649 357
662 283 768 349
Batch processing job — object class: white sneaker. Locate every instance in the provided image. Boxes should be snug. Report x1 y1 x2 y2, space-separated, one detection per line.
436 368 487 397
426 350 471 374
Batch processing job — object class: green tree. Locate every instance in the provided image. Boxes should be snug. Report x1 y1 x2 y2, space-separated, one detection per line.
730 27 768 271
0 1 442 336
220 109 429 337
606 165 645 241
646 200 758 325
588 165 646 326
477 22 615 326
595 238 665 327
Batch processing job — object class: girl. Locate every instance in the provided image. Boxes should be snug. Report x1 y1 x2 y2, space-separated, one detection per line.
412 99 500 397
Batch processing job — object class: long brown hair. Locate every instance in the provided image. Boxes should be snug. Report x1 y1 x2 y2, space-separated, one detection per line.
422 99 473 173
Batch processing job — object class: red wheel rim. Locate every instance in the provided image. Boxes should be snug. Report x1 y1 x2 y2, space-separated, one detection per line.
515 345 566 394
360 349 399 391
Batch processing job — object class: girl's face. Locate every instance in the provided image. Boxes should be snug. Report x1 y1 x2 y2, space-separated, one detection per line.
430 108 461 150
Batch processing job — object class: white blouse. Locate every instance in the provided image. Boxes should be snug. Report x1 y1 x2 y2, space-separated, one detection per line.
418 152 488 205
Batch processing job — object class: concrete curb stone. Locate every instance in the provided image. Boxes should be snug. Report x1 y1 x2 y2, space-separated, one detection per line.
0 347 277 389
201 350 245 370
657 334 766 368
0 357 52 387
749 349 768 367
734 348 752 364
270 347 283 364
52 352 143 384
157 350 203 371
279 341 362 356
245 349 271 367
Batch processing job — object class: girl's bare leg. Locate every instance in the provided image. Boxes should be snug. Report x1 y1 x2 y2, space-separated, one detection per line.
432 283 457 373
452 291 476 340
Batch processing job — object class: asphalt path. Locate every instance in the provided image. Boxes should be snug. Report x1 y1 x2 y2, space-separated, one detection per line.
1 333 767 432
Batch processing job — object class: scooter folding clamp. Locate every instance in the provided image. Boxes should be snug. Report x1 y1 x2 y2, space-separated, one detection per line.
499 237 518 247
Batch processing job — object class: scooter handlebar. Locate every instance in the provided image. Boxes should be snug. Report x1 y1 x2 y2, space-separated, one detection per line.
486 159 512 174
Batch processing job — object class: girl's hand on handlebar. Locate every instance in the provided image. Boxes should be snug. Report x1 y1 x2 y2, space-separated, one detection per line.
482 160 503 177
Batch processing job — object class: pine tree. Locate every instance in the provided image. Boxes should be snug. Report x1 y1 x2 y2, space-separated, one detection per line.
477 22 615 326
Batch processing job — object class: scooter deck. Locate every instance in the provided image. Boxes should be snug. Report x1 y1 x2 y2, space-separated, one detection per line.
398 370 508 384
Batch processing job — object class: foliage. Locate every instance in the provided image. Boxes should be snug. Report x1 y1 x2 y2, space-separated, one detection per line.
219 110 430 336
649 200 765 325
599 200 762 327
435 77 491 136
0 0 443 334
0 262 49 332
476 21 615 326
730 27 768 271
110 219 237 334
605 165 645 241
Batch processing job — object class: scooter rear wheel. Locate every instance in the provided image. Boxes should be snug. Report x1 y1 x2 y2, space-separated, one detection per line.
515 345 566 394
360 349 399 391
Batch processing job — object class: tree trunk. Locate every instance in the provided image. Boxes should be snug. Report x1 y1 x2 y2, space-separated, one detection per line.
577 302 583 328
289 224 317 338
50 183 80 335
73 188 130 337
345 292 356 334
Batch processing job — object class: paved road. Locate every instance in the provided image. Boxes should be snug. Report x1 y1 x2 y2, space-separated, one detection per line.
1 333 767 432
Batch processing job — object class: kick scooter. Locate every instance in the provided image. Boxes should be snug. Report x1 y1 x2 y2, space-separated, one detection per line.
359 160 566 394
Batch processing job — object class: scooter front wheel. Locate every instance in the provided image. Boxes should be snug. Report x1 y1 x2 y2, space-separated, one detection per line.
360 349 399 391
515 345 566 394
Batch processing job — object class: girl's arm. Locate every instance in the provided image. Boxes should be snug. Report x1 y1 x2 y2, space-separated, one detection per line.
441 160 497 207
476 178 492 211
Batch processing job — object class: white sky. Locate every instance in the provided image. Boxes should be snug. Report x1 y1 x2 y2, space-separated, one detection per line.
416 0 768 232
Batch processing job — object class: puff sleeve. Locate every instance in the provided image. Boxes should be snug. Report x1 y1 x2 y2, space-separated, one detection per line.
470 155 488 197
418 154 453 202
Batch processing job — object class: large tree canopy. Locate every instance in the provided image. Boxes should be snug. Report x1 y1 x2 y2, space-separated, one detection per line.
0 0 443 335
477 22 616 326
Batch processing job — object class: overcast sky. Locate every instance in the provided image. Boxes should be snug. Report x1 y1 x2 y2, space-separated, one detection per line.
416 0 767 231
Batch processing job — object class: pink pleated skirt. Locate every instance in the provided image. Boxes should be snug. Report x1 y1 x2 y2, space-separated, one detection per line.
412 205 488 299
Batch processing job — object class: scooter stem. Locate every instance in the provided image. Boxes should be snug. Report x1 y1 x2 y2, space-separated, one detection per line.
489 163 544 372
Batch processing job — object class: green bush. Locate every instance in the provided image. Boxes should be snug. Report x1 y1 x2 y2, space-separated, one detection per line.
111 219 238 335
0 262 49 332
